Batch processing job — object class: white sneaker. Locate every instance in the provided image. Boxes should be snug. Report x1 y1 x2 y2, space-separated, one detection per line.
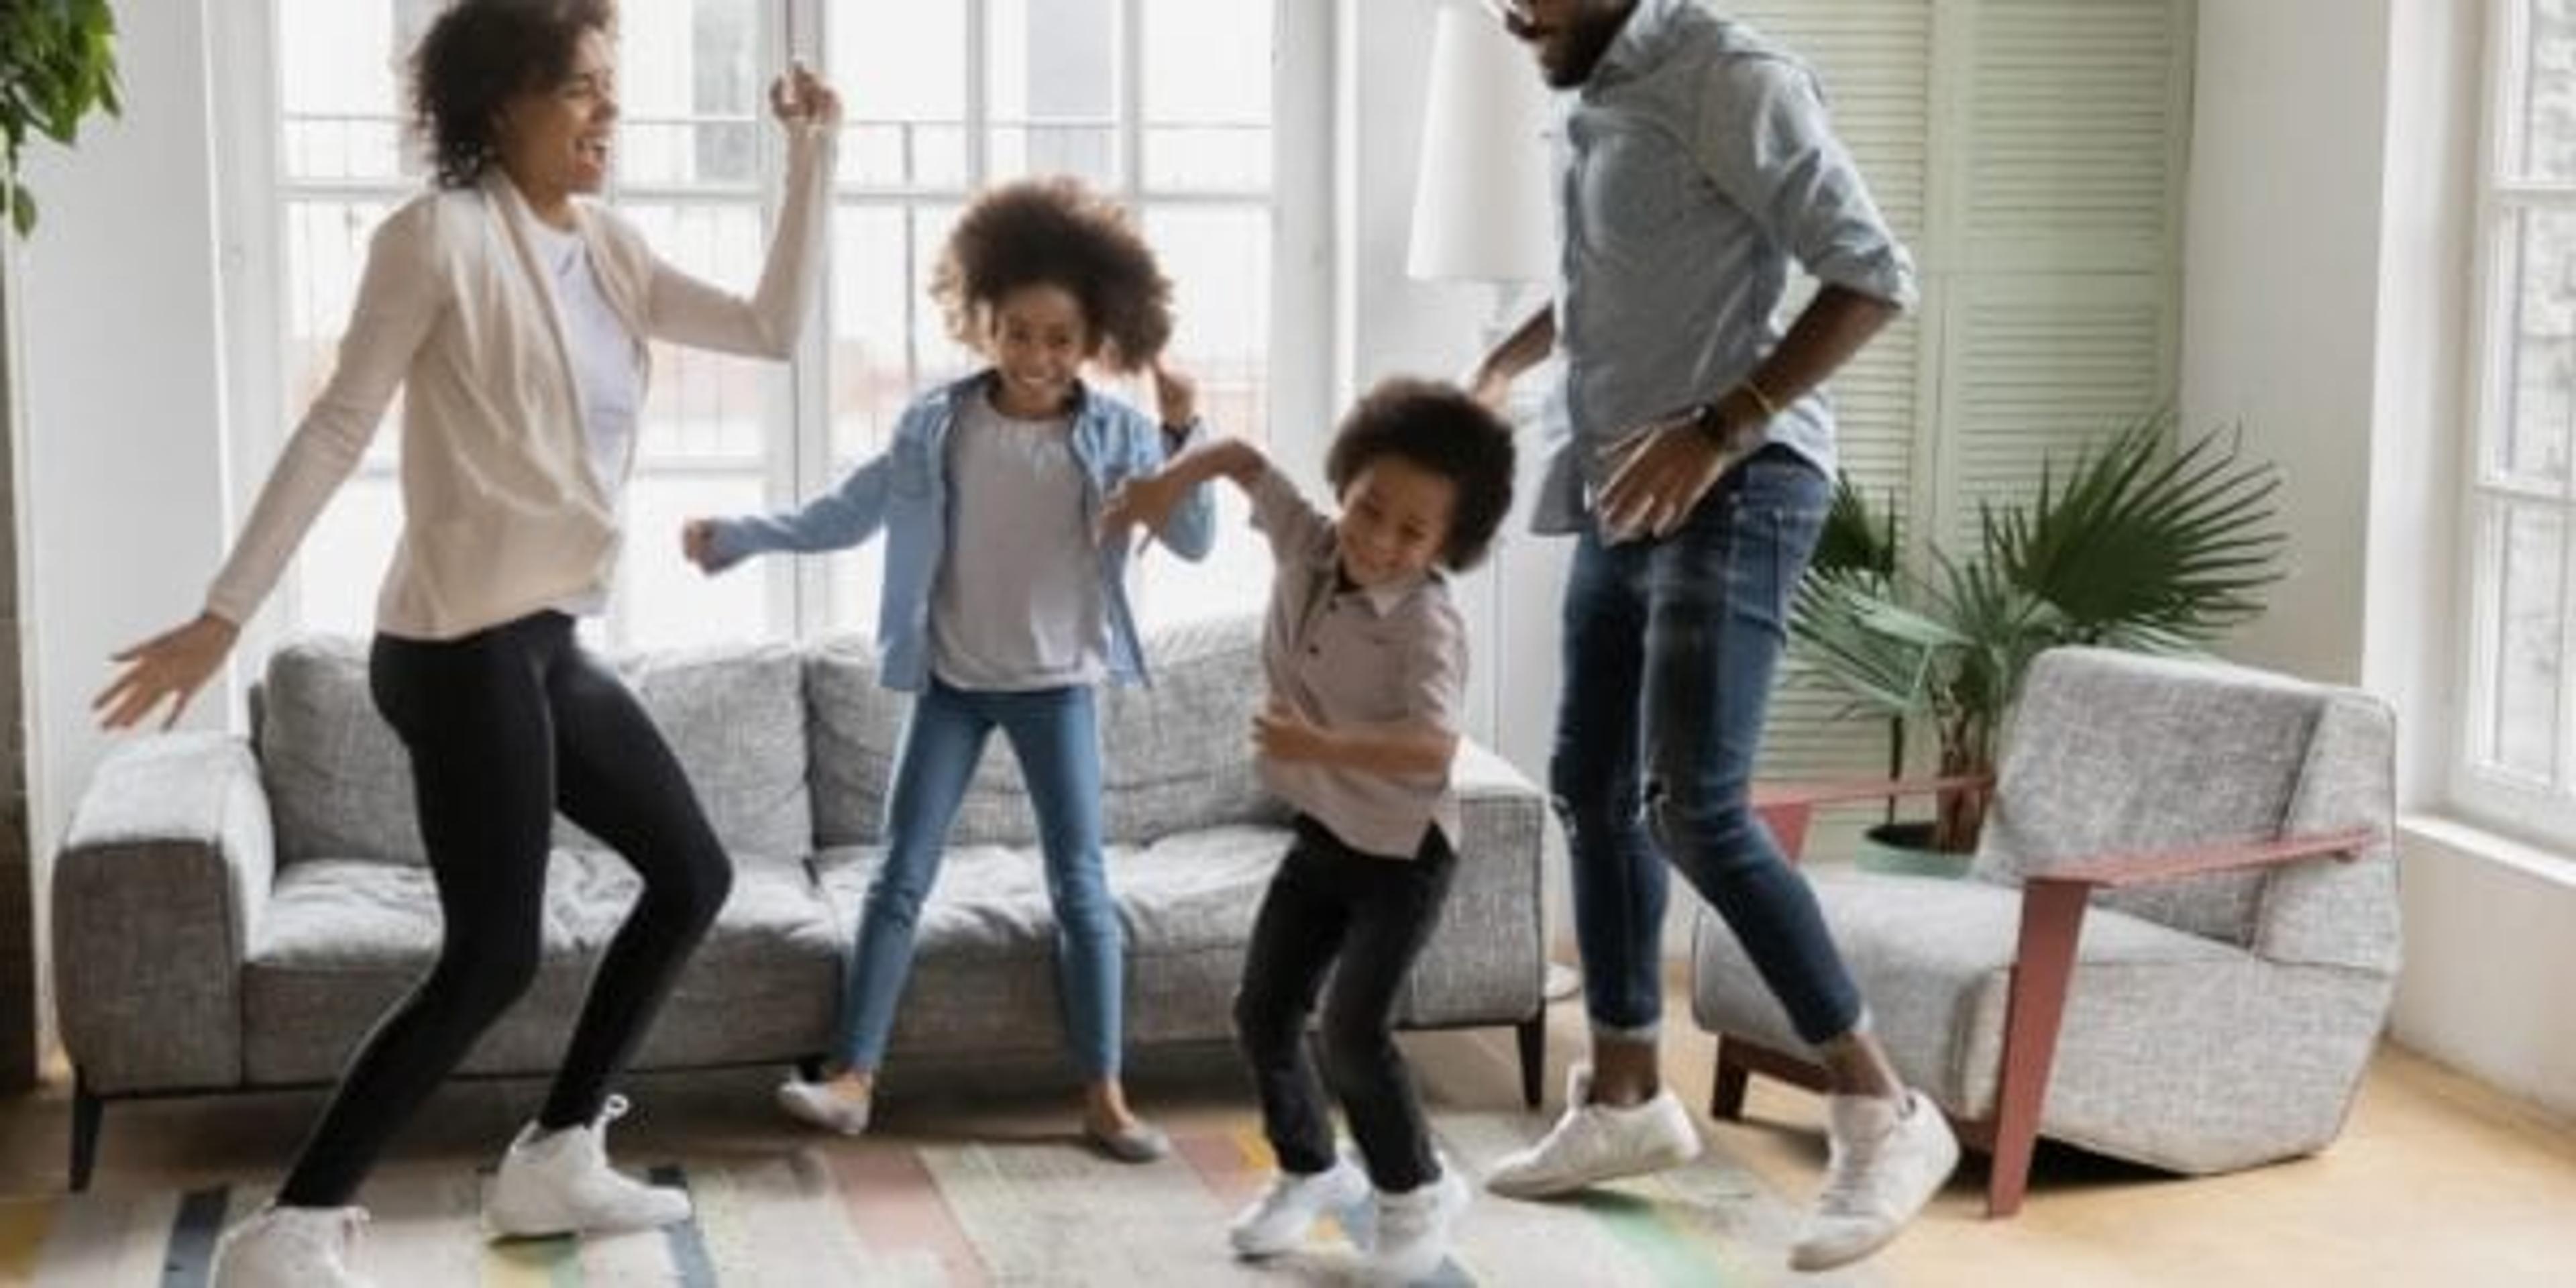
1788 1090 1961 1272
1368 1165 1471 1285
775 1077 872 1136
212 1204 373 1288
1484 1065 1701 1199
1228 1154 1370 1258
484 1095 692 1238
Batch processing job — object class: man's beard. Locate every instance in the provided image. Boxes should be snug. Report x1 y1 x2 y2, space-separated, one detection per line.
1542 3 1634 89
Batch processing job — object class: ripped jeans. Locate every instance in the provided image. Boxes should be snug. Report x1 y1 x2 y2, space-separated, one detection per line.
1550 445 1862 1047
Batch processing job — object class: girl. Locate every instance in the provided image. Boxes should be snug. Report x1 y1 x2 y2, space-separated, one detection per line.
683 176 1216 1161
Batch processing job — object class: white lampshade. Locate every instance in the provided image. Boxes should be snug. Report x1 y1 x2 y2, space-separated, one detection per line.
1407 1 1555 284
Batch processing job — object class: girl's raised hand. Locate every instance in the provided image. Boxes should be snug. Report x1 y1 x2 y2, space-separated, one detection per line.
1149 358 1197 429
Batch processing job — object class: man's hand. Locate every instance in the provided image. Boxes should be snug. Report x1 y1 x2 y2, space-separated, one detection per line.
1595 406 1755 542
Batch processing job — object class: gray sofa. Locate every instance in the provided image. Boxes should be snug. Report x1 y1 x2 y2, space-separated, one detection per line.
52 616 1550 1189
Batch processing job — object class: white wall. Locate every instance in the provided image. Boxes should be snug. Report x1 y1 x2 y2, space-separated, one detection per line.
2183 0 2576 1122
2178 0 2390 689
17 0 239 859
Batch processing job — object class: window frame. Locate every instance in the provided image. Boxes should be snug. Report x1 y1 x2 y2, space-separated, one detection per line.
210 0 1328 650
2453 0 2576 845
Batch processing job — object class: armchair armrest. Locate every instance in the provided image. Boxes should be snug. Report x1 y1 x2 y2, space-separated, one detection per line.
2023 826 2379 893
53 733 274 1093
1751 774 1993 859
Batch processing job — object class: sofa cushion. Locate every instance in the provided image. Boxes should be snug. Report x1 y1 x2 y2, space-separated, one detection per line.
805 617 1286 848
258 637 812 866
241 851 843 1083
812 823 1296 1053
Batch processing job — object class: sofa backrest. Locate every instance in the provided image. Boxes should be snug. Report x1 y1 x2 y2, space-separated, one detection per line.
256 636 812 865
1971 646 2399 973
806 614 1285 847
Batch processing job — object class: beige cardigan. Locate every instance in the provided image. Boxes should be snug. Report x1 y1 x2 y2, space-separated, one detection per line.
205 127 836 640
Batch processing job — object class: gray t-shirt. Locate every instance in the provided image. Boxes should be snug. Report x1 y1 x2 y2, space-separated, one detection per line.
930 390 1110 690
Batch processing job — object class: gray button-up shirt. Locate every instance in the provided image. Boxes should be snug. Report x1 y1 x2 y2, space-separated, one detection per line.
1534 0 1918 533
1249 467 1467 859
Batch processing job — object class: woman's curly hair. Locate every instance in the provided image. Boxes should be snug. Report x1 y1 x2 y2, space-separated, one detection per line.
1326 378 1518 572
932 176 1174 373
411 0 616 189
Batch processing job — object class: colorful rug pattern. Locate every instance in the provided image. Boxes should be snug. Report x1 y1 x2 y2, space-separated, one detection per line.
0 1112 1877 1285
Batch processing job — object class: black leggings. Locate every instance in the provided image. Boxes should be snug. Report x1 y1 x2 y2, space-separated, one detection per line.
276 612 733 1208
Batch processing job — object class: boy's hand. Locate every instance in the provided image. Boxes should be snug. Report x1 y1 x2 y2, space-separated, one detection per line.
1099 473 1183 552
681 518 726 574
1252 700 1336 764
1150 358 1197 429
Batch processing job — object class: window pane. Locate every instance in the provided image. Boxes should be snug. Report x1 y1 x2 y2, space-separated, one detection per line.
2486 500 2567 780
616 0 761 189
294 476 404 638
276 0 434 181
620 203 774 461
830 203 973 464
988 0 1122 185
2504 209 2576 490
830 0 969 190
1142 125 1272 192
1130 204 1274 627
618 474 771 647
2517 0 2576 182
1141 0 1270 124
1143 205 1271 443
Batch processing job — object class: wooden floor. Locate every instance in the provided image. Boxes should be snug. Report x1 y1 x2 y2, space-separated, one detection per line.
6 1005 2571 1287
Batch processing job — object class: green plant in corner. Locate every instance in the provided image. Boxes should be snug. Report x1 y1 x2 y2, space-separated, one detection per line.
1792 415 2287 855
1 0 123 238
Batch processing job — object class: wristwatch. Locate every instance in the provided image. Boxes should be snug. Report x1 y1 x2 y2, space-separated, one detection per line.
1689 400 1748 452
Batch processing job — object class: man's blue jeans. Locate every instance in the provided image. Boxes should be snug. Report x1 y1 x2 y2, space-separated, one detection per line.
837 679 1125 1078
1552 446 1864 1047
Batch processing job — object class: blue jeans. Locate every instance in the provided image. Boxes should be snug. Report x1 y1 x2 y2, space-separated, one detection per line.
1552 447 1863 1047
837 680 1124 1078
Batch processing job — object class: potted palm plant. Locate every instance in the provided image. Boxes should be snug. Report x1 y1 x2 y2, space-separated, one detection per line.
1790 415 2287 869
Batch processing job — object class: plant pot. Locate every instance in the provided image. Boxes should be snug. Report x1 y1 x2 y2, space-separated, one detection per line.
1854 820 1974 879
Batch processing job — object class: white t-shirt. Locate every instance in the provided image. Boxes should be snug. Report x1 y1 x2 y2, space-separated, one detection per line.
529 217 641 615
929 390 1109 690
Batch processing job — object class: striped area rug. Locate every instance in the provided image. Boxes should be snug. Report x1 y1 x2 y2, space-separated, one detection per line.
0 1112 1878 1286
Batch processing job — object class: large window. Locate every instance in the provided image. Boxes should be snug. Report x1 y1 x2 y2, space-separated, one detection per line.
227 0 1310 651
2461 0 2576 839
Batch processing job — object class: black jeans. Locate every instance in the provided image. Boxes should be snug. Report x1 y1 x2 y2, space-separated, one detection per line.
1233 816 1457 1193
275 612 733 1208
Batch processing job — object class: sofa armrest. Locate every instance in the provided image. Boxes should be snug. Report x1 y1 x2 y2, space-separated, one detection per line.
53 733 274 1093
1406 739 1549 1026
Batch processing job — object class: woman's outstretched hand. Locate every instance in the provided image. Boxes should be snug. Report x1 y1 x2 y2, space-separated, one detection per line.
94 611 240 731
769 60 843 130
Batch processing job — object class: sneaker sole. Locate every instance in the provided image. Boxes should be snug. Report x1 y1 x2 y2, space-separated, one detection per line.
1483 1136 1701 1199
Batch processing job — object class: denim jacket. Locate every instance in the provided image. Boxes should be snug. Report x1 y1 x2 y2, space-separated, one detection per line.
703 372 1216 692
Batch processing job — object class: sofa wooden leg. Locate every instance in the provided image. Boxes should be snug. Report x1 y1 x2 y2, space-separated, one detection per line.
69 1072 102 1193
1710 1037 1752 1121
1515 1009 1546 1108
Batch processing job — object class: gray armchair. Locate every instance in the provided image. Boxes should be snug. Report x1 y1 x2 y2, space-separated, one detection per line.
1690 647 2398 1216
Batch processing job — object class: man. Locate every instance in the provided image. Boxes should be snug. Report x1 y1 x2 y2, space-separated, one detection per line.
1468 0 1957 1270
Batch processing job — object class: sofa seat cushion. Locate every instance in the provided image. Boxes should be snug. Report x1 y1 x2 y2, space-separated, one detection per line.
1690 869 2242 1120
813 824 1295 1055
242 852 842 1084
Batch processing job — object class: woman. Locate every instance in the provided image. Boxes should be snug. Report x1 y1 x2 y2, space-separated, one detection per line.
92 3 840 1283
